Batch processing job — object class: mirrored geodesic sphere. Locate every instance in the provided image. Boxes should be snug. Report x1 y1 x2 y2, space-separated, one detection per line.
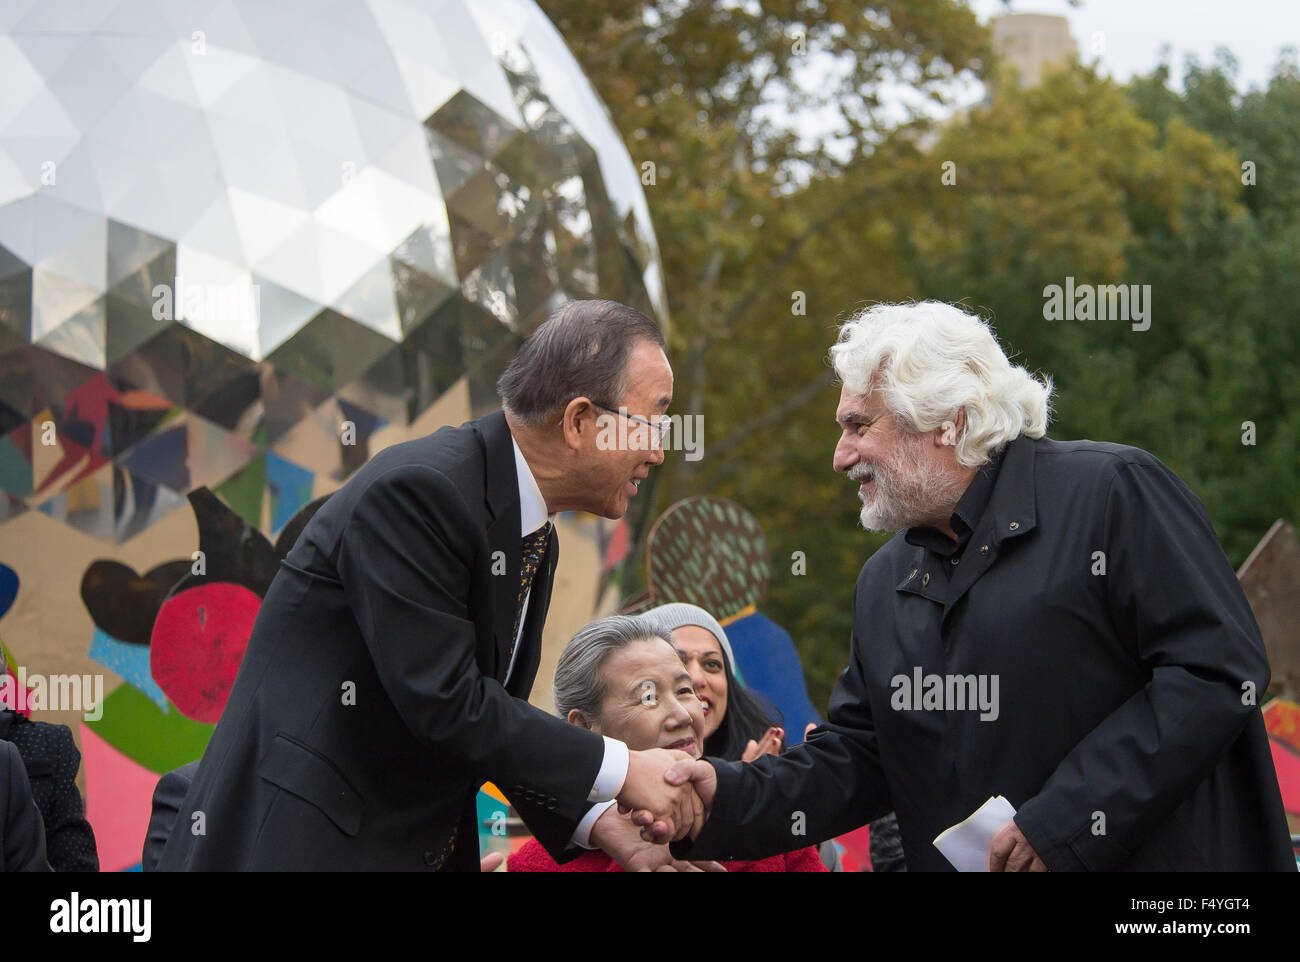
0 5 663 869
0 0 666 540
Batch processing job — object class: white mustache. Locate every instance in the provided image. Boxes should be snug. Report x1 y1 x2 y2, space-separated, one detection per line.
848 464 877 483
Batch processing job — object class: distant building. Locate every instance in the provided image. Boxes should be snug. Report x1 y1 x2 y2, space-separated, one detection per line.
991 13 1077 87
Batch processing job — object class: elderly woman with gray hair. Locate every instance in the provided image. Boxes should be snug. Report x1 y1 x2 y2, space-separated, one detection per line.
507 614 826 872
647 602 862 871
645 603 787 761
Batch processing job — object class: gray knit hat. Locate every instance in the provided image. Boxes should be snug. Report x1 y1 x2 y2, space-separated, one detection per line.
641 603 737 675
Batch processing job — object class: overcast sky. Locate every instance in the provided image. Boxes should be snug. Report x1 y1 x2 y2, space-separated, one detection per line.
972 0 1299 91
770 0 1298 170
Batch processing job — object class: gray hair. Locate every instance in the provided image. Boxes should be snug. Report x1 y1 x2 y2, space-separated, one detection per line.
829 301 1053 467
554 614 674 721
496 299 666 427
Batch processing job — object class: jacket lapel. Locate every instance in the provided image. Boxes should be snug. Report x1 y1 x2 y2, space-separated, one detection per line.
474 410 522 682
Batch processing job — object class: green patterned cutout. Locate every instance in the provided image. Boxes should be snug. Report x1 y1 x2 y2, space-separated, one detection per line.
647 496 769 620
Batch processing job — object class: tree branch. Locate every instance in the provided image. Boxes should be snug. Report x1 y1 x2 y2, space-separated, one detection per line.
701 367 836 465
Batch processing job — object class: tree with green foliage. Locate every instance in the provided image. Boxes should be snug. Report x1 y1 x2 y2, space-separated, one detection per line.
540 3 1299 709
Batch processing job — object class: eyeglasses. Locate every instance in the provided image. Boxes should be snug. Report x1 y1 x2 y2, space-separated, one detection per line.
591 401 673 444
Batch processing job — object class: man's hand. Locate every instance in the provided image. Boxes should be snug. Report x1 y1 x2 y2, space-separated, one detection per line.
987 818 1048 872
590 805 726 872
627 757 719 844
617 748 704 843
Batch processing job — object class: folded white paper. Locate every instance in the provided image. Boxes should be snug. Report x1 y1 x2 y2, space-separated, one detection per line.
932 795 1017 871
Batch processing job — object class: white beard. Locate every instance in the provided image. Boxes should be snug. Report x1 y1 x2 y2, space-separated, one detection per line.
854 433 968 533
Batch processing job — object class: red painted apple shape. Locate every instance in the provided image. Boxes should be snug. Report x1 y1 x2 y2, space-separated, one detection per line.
150 582 261 723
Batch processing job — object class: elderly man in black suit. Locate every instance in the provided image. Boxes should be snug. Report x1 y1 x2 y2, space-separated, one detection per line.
159 299 703 871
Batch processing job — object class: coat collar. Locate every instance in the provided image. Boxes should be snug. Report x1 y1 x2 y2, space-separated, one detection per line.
476 409 520 527
512 437 552 536
896 434 1039 607
977 432 1038 545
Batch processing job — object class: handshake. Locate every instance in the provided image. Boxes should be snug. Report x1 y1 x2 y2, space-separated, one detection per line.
613 748 718 843
590 748 722 847
581 749 725 872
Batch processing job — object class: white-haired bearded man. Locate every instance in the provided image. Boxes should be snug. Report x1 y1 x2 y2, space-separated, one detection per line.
653 300 1294 872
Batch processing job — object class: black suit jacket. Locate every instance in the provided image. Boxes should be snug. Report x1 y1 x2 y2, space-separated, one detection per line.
2 740 50 872
157 410 605 870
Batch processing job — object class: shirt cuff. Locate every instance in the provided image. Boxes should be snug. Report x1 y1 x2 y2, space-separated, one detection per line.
570 799 618 850
586 736 628 803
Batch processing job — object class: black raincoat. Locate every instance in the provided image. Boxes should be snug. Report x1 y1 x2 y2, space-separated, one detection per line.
682 434 1294 871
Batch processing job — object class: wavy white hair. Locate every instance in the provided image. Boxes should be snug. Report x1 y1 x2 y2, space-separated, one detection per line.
829 301 1052 466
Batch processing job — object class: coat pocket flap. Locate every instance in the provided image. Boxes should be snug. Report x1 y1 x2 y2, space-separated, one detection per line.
259 733 364 837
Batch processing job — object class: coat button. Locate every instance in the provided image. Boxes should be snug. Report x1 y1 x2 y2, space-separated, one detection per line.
950 556 960 565
921 572 930 586
979 545 989 554
423 850 439 867
1008 521 1019 531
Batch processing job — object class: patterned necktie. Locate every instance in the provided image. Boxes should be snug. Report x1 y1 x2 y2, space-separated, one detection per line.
510 521 553 660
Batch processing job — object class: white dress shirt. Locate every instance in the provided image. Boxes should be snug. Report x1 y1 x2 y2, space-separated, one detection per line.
510 438 625 847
